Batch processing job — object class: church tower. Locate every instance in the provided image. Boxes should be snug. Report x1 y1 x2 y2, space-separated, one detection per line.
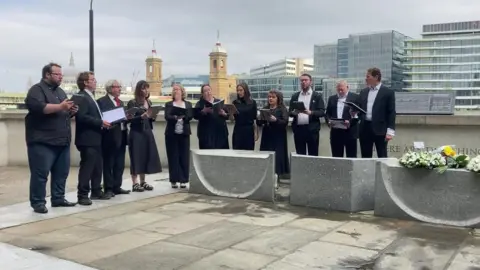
145 40 162 96
209 31 230 100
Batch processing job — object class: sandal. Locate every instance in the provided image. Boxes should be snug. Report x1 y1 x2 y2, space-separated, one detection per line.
180 183 187 189
141 182 154 191
132 183 144 192
171 183 178 188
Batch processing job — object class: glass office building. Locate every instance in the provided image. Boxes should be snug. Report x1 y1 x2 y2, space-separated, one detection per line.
404 21 480 109
314 30 410 91
313 44 337 77
161 74 209 100
236 75 325 107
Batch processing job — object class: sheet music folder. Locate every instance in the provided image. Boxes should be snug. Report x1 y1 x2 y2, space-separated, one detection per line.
342 101 366 114
291 101 306 111
329 118 348 129
149 106 164 116
259 109 272 121
102 107 126 124
171 106 187 116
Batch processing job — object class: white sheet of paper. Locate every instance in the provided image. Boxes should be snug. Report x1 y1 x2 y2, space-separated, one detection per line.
102 107 126 123
413 141 425 149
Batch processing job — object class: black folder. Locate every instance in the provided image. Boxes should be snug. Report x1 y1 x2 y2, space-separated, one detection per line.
291 101 307 111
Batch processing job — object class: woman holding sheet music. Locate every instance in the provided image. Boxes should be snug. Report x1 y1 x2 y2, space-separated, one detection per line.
257 90 290 179
126 80 162 192
193 84 229 149
164 84 192 189
231 82 258 150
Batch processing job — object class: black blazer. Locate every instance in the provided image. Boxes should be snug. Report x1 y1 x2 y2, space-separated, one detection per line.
164 100 193 135
358 84 396 136
75 90 103 147
325 92 360 139
97 95 128 149
288 90 325 132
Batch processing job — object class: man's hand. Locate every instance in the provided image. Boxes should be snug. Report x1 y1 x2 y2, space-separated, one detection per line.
60 100 74 111
126 114 133 120
344 120 350 128
303 110 312 115
69 105 79 115
386 134 393 141
349 109 358 117
291 109 299 116
102 120 111 128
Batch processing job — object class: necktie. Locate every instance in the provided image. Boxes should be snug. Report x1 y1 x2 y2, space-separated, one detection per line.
114 97 121 107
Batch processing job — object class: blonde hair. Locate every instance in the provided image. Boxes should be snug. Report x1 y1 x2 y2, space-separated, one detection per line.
171 84 187 100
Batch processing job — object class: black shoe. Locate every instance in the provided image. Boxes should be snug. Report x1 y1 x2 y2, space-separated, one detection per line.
91 192 111 200
78 197 92 206
104 191 115 198
113 188 131 195
180 184 187 189
33 205 48 214
51 200 77 207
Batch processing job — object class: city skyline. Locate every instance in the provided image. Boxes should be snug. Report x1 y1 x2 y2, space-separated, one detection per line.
0 0 479 91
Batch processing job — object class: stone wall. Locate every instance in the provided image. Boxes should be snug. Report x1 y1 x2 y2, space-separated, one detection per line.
1 111 480 167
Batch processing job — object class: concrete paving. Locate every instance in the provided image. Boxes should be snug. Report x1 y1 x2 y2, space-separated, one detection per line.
0 167 480 269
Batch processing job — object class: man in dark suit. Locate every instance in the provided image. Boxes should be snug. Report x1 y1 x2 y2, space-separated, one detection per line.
97 79 131 198
357 67 396 158
24 63 78 213
75 71 111 205
325 81 360 158
289 73 325 156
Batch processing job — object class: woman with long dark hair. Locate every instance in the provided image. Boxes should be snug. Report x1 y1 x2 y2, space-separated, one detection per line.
126 80 162 192
257 90 290 178
193 84 229 149
232 82 258 150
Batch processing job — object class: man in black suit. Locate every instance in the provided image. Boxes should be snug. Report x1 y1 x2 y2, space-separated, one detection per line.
75 71 111 205
325 81 360 158
357 67 396 158
97 79 131 198
289 73 325 156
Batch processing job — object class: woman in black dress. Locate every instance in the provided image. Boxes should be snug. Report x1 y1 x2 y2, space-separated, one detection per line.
257 90 290 178
164 84 192 189
127 80 162 192
232 82 258 150
193 84 229 149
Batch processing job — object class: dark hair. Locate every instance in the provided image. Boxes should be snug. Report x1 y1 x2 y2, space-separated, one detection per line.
300 73 312 81
367 67 382 82
134 80 150 100
76 71 94 91
268 89 285 108
42 63 62 79
199 84 210 100
236 82 252 104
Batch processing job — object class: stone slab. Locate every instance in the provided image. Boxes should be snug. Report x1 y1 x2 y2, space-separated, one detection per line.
0 242 97 270
0 173 178 229
189 149 276 202
290 154 379 212
374 159 480 228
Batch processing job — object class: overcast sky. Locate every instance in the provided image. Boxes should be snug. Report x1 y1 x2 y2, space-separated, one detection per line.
0 0 479 91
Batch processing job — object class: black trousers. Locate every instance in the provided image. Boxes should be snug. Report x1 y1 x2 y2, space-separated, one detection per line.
165 134 190 183
330 129 357 158
102 143 126 193
359 121 388 158
77 146 103 198
27 143 70 207
293 125 319 156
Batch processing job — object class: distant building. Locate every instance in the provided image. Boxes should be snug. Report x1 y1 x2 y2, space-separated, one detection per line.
250 58 314 77
208 32 237 102
404 20 480 109
314 30 410 91
237 75 325 107
161 74 209 100
61 52 79 93
145 41 163 96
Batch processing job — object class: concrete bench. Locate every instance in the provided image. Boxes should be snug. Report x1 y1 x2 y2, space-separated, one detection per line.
189 149 276 202
290 154 379 212
374 159 480 228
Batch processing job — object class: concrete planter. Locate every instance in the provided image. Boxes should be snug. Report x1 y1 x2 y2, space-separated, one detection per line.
374 159 480 228
290 154 383 212
189 149 276 202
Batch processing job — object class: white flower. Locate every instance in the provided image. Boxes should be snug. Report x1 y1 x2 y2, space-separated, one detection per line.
399 151 446 169
467 155 480 173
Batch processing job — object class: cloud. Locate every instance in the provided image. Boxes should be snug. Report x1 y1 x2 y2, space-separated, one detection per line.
0 0 479 91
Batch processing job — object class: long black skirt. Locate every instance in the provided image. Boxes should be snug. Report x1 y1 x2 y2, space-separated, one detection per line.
128 129 162 175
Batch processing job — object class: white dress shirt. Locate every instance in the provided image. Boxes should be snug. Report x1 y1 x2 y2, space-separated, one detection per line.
365 83 395 136
336 94 347 118
108 94 126 130
297 88 312 125
84 89 103 119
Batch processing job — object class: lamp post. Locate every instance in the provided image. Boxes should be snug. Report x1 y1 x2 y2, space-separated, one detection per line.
89 0 94 72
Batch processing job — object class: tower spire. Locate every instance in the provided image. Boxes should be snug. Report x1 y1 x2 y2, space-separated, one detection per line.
152 39 157 56
216 30 221 46
69 52 75 67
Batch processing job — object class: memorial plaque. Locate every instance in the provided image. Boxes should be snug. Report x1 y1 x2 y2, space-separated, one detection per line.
396 92 455 115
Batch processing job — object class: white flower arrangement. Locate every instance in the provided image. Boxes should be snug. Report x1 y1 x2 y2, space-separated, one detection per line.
399 151 446 169
466 155 480 173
